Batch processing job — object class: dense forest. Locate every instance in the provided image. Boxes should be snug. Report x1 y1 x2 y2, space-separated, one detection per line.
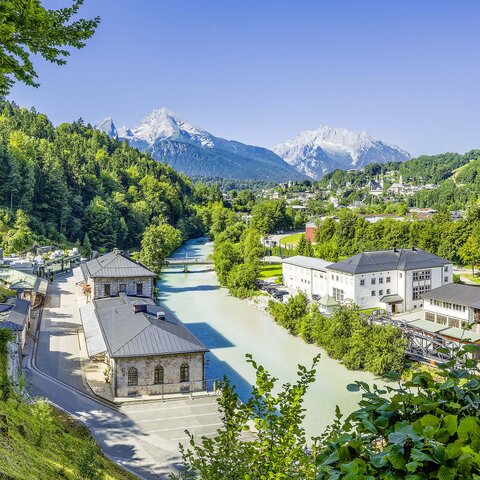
0 102 219 261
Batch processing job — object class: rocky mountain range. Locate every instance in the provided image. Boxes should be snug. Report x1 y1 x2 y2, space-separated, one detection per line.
97 109 411 181
96 109 307 182
273 125 411 180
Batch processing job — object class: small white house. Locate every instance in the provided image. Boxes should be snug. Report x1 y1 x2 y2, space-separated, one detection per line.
422 283 480 331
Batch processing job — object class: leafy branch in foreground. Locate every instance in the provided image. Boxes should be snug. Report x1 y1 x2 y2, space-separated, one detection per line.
174 345 480 479
172 354 321 479
0 0 100 96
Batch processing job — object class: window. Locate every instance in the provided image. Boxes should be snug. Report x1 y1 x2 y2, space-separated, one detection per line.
386 289 391 294
425 311 435 322
371 291 376 296
444 266 449 272
379 277 383 284
360 279 365 286
154 365 164 385
413 285 430 300
127 367 138 386
104 284 111 296
386 277 391 283
413 270 431 282
336 275 339 281
119 283 126 293
399 273 403 278
136 283 143 295
444 277 448 283
371 278 376 285
332 288 344 302
448 318 460 328
436 314 447 325
379 290 383 296
180 363 189 382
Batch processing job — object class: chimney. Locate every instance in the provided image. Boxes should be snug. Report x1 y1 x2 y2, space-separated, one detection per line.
156 311 166 321
411 247 417 252
393 248 399 253
132 303 147 314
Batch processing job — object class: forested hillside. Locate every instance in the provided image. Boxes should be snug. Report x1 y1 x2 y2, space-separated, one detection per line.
0 102 209 255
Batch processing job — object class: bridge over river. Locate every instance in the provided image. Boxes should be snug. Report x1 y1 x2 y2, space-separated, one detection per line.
164 256 214 272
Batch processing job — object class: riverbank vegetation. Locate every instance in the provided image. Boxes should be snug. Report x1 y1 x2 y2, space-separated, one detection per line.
209 206 264 298
268 294 406 375
175 345 480 479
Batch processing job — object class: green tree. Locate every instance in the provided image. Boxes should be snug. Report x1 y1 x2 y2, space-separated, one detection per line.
5 209 33 252
140 222 183 275
82 233 93 258
459 234 480 276
0 0 99 97
173 354 320 480
227 262 259 298
212 241 241 285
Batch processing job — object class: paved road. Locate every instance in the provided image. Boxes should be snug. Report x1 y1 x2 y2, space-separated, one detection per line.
26 272 226 479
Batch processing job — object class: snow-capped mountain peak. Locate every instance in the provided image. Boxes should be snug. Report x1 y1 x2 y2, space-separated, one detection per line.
274 125 411 179
128 107 215 147
96 117 118 138
94 107 307 182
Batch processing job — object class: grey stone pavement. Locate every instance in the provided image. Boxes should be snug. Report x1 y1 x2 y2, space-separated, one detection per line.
24 272 225 479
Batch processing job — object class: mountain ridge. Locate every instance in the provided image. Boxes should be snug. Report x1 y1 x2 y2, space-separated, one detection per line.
273 125 411 179
97 109 308 182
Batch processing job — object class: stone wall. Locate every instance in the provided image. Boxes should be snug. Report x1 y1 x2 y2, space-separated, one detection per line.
90 276 154 300
112 352 205 397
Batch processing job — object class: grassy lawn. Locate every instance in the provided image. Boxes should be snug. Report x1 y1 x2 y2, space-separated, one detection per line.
279 233 304 247
0 397 137 480
461 272 480 284
258 263 283 280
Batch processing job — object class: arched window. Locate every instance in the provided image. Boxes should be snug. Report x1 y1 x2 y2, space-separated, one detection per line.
180 363 189 383
127 367 138 386
154 365 164 385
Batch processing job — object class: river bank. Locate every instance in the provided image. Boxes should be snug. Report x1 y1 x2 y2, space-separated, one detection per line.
158 237 382 438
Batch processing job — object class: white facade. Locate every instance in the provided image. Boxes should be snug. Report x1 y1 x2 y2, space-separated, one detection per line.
423 284 480 331
282 250 453 313
282 257 329 298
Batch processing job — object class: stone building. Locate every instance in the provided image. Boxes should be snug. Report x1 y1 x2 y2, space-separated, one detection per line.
79 249 156 300
80 293 208 398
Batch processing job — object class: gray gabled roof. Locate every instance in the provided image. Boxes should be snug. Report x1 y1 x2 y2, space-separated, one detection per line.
327 248 451 275
0 298 30 331
423 283 480 308
81 250 155 279
282 255 331 272
93 294 208 358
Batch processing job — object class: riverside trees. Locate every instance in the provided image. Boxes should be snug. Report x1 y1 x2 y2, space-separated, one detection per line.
269 296 406 376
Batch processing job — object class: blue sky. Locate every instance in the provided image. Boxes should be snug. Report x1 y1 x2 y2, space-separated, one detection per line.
10 0 480 155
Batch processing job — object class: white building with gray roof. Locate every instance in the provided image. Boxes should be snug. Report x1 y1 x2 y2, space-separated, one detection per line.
80 293 208 398
79 249 156 300
422 283 480 331
282 248 453 313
